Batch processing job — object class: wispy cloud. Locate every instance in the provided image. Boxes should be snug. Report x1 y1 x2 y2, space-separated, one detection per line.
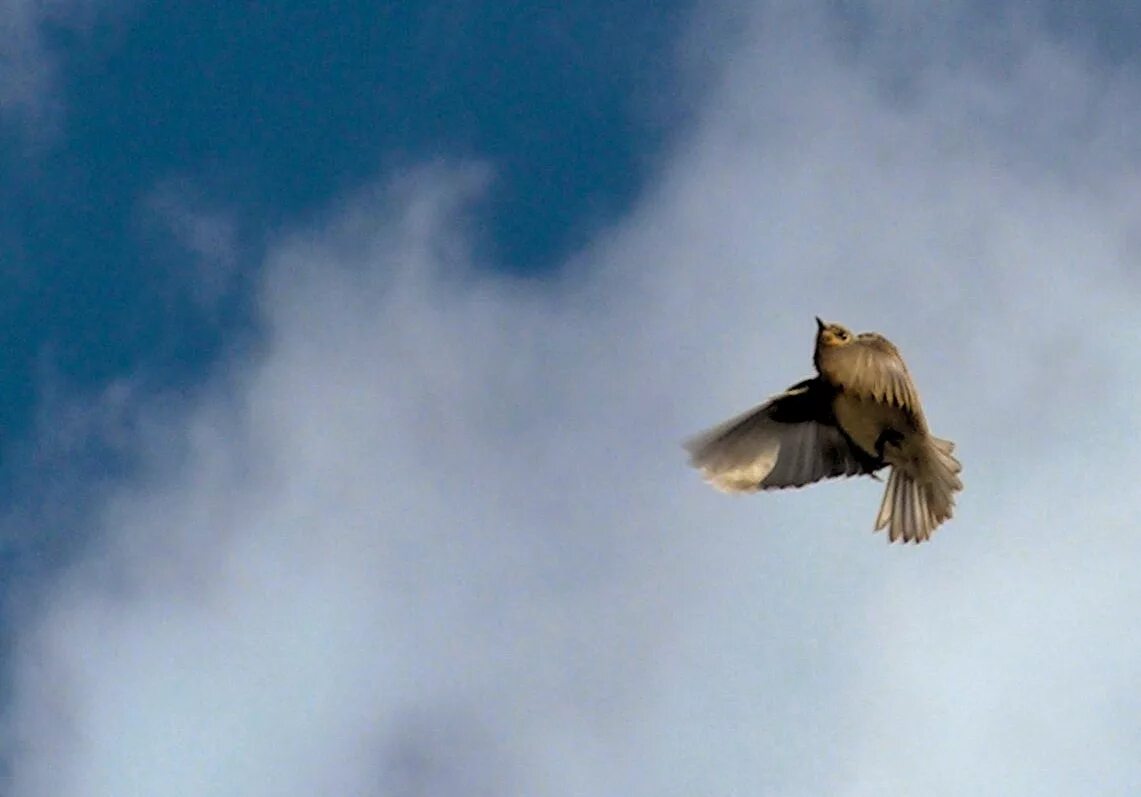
4 3 1141 795
138 179 241 317
0 0 118 141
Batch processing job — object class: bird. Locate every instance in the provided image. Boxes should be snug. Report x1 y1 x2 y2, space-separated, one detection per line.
684 317 962 543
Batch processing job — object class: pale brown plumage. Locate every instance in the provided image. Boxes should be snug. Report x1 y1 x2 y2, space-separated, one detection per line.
684 318 963 543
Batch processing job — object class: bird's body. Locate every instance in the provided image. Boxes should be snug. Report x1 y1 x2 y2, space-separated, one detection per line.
685 319 962 543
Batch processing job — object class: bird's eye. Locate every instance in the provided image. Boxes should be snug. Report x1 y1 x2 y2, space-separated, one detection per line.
835 329 849 341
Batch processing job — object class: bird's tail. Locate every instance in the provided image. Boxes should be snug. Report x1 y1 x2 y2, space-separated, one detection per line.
874 436 963 543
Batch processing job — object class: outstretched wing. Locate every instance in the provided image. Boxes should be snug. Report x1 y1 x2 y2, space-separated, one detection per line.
827 333 924 417
684 379 880 492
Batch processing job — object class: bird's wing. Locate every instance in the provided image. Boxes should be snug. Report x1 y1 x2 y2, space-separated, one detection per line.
684 380 877 492
829 333 922 412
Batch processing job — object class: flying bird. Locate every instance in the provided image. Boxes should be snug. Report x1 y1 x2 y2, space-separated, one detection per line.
684 318 962 543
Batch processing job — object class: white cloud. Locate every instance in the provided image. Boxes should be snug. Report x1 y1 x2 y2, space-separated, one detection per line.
5 3 1141 796
139 180 241 316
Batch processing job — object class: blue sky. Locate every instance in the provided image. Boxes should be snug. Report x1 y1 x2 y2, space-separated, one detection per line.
2 1 680 439
4 2 1141 795
0 0 684 591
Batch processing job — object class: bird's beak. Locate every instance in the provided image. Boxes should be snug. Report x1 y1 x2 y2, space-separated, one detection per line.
815 316 826 331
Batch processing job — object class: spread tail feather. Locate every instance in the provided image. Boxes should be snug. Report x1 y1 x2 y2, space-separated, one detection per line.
875 436 963 543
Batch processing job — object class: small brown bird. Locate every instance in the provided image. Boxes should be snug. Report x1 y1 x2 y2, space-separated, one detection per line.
684 318 962 543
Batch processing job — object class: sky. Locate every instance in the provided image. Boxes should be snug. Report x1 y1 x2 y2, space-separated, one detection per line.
1 1 1141 795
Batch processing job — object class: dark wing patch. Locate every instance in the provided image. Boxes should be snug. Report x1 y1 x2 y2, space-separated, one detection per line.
684 378 881 492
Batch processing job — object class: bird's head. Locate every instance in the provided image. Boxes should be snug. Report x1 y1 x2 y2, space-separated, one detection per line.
815 317 854 349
